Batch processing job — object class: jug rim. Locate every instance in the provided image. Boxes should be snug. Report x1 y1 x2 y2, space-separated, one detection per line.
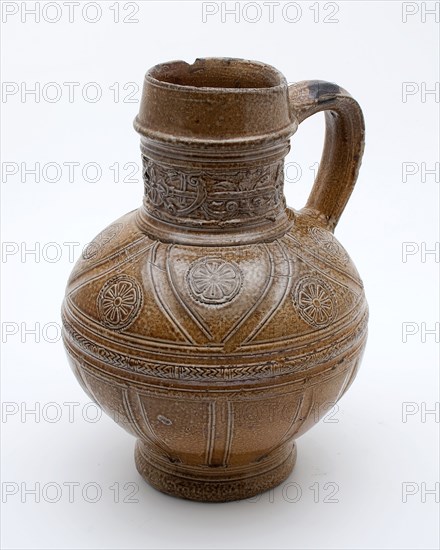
144 58 288 94
135 57 296 146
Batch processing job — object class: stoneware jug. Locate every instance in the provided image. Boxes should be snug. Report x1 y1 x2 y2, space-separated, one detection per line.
62 58 368 502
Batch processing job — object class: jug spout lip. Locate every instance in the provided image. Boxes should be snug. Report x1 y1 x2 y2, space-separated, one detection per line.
134 58 297 146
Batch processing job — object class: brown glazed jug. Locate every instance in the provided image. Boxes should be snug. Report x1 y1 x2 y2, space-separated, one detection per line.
62 58 368 502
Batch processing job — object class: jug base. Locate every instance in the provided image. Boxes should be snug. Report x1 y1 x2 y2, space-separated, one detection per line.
134 439 297 502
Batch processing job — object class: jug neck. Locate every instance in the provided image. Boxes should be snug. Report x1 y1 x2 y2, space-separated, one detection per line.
136 137 293 245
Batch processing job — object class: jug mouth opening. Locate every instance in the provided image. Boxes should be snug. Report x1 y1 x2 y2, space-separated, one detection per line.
147 58 286 91
136 57 296 146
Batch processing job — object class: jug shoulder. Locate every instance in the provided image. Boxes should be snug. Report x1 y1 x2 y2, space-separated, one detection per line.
62 208 367 368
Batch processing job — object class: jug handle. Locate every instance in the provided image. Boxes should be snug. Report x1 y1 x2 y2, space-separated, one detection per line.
288 80 365 232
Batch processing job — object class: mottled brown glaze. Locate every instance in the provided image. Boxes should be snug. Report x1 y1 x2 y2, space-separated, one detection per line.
62 58 368 502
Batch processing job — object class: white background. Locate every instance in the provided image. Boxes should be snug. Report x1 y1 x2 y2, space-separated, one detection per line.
1 1 439 549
